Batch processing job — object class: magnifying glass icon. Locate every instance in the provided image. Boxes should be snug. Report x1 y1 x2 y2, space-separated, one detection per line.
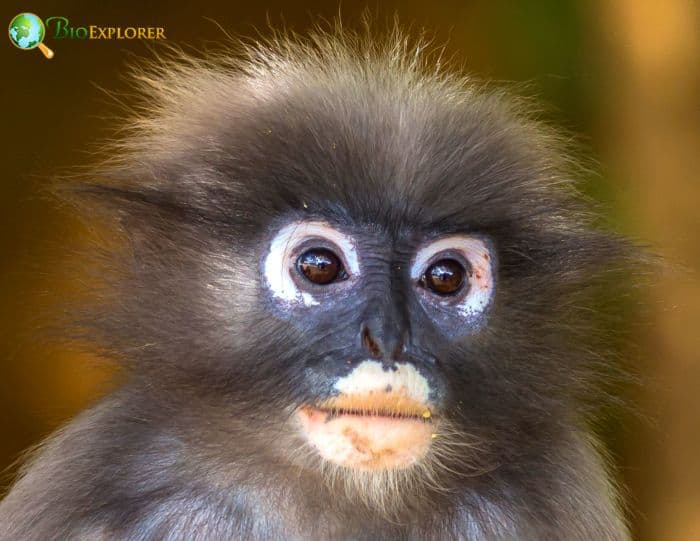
8 13 55 59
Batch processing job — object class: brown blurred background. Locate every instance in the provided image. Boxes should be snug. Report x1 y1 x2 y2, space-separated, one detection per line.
1 1 698 539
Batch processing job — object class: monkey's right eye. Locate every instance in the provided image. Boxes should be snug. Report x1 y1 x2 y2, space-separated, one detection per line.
297 249 346 285
265 221 359 306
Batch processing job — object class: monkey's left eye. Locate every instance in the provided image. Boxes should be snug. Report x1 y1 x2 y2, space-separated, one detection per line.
411 236 495 325
420 258 466 296
297 249 347 285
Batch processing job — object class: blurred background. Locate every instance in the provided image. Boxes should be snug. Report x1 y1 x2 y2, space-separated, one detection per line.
1 1 698 539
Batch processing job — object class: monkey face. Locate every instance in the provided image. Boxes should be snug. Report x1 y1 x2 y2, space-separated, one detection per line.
82 47 627 505
262 220 495 470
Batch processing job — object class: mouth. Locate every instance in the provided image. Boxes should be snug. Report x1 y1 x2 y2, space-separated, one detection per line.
297 392 437 471
316 390 433 419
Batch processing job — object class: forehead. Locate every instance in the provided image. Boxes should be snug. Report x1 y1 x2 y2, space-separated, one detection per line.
213 80 539 237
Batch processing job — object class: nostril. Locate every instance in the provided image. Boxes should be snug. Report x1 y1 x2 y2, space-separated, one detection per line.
390 342 406 361
361 325 383 359
388 330 410 362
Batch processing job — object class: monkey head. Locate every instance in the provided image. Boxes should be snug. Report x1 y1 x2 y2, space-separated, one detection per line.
71 32 630 518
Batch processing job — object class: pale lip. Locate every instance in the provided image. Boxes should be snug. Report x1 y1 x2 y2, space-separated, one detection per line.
297 394 437 470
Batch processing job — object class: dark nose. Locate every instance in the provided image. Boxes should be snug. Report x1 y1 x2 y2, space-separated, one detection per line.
360 300 410 362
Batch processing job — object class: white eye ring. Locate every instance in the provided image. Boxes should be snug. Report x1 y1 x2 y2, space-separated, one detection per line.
263 221 359 307
411 236 495 319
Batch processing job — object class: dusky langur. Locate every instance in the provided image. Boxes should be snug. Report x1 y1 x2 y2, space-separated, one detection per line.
0 26 636 540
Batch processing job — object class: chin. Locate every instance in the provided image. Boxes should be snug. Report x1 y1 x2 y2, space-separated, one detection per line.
294 385 469 520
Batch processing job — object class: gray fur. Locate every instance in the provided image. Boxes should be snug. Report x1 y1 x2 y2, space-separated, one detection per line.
0 26 633 540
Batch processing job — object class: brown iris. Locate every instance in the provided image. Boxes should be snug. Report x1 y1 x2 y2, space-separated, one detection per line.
297 248 344 285
421 258 466 295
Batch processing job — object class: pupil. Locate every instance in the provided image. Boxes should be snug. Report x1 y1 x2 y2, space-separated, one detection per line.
297 249 341 285
424 259 465 295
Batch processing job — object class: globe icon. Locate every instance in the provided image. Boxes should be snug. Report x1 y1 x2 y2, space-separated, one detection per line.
8 12 54 58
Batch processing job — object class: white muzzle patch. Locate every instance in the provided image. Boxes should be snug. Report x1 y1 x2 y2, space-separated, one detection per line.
333 360 430 404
